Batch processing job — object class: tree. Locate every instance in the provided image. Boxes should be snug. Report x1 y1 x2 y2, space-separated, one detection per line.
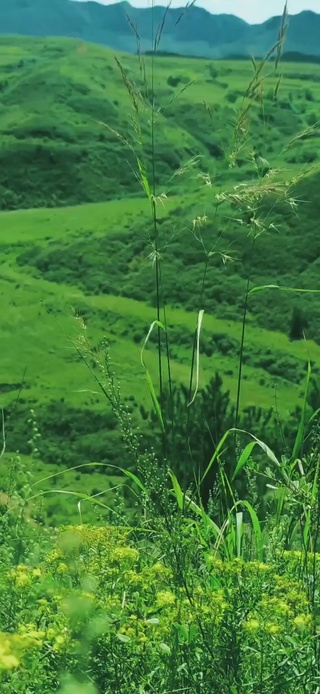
146 374 235 508
144 373 281 512
289 307 307 341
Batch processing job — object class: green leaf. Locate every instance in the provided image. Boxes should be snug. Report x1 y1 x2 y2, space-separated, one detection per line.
232 441 256 481
239 500 263 561
292 360 311 461
249 284 320 296
200 428 233 486
140 320 166 432
159 642 171 654
120 469 147 494
137 157 151 200
236 429 281 468
236 511 243 558
117 633 131 643
188 309 204 406
169 470 184 510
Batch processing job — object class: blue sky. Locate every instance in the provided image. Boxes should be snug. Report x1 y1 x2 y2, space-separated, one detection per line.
94 0 320 24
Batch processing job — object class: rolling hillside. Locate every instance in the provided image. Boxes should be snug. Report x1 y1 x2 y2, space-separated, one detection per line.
0 36 320 210
1 1 320 58
2 181 320 467
0 35 320 513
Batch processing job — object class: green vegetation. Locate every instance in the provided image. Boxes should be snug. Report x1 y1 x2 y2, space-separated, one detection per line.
1 32 320 504
0 36 320 209
2 9 320 691
2 519 320 693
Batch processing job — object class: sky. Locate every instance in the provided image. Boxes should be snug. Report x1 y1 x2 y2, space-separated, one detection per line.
93 0 320 24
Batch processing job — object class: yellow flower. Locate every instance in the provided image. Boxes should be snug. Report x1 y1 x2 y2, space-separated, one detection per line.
125 570 144 586
53 632 69 652
16 573 31 588
293 614 312 630
111 547 139 563
0 650 19 671
46 549 63 564
265 623 281 635
150 563 172 578
32 568 42 579
244 619 260 632
18 624 44 642
156 591 176 608
56 562 68 575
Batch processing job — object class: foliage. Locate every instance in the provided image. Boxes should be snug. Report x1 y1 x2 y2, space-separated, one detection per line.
0 36 319 210
1 509 320 693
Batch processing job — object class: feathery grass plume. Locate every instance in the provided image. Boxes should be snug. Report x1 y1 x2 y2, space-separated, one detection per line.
228 2 288 168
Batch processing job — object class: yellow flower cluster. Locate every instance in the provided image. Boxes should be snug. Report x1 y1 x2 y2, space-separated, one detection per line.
110 546 139 564
6 524 314 672
0 631 43 671
0 635 20 671
7 564 43 588
156 591 176 608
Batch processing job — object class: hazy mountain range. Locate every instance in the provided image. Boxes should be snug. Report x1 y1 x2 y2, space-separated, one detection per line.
1 0 320 58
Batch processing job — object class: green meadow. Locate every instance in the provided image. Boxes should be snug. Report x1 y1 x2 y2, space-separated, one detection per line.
0 35 320 519
2 10 320 691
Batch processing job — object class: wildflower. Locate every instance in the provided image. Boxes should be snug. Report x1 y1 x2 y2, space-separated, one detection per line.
249 561 273 572
126 628 135 638
32 567 42 579
156 591 176 608
0 648 19 671
16 572 31 588
150 562 172 579
18 624 44 642
53 635 66 651
293 614 312 630
111 547 139 564
56 562 68 575
46 549 63 564
265 623 281 635
244 619 260 632
138 635 148 644
125 570 144 586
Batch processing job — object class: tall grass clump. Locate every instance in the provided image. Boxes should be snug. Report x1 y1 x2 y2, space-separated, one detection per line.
3 1 320 692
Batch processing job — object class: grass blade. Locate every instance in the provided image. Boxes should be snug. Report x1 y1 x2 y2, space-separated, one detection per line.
169 469 184 510
236 511 243 558
141 320 166 432
291 360 311 461
188 309 204 407
232 441 256 481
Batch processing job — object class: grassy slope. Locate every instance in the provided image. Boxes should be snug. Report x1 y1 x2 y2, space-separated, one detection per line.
1 37 320 518
0 36 319 209
1 196 320 420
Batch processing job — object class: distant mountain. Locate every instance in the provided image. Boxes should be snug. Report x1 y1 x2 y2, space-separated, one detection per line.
0 0 320 58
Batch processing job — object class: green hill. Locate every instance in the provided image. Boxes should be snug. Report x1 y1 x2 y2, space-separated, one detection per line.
0 36 320 210
1 1 320 59
1 36 320 517
2 182 320 468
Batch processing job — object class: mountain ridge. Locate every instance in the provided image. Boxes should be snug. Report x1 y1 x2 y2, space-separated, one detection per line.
0 0 320 58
